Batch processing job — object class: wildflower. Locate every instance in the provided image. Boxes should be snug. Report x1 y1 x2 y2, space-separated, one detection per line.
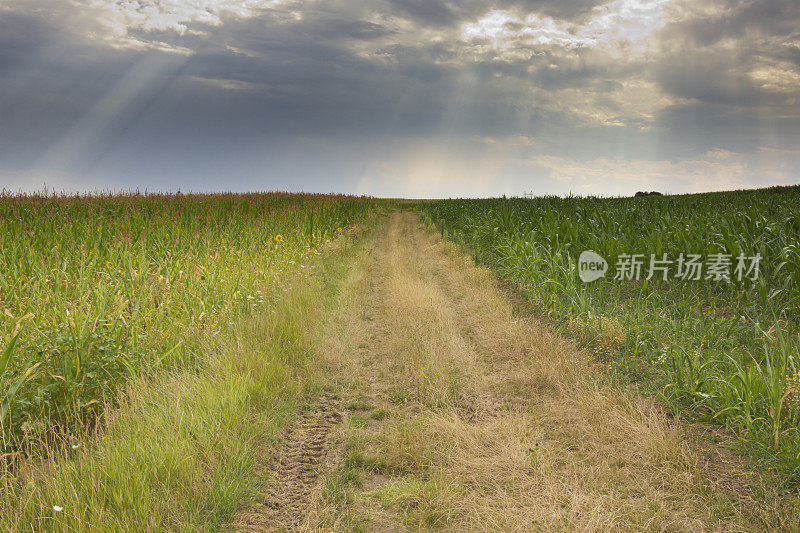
106 261 113 269
53 506 63 512
80 244 85 251
336 227 342 232
71 444 79 450
165 233 170 239
275 235 284 242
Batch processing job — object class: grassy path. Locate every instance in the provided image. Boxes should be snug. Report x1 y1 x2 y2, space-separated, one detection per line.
236 211 796 532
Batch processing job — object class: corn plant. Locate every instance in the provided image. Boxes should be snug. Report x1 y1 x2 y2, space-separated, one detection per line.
1 330 41 430
416 185 800 483
0 192 377 451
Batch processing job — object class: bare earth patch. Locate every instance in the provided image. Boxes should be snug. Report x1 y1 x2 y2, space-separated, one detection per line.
230 395 343 532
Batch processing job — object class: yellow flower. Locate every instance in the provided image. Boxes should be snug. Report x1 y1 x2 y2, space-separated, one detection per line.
275 234 284 242
336 227 342 232
165 233 170 239
80 244 85 251
106 261 112 269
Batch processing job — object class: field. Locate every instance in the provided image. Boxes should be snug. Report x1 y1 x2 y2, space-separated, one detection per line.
0 192 373 450
2 189 800 530
416 185 800 483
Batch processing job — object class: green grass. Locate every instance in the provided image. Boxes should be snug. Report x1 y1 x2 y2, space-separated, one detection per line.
415 185 800 486
0 192 374 453
0 202 379 531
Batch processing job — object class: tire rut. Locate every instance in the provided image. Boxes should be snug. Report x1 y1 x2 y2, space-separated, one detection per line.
230 395 343 532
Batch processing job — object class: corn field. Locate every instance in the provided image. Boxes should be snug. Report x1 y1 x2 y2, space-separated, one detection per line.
417 185 800 483
0 192 374 453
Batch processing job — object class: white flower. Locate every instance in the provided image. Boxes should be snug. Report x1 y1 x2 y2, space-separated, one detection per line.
71 444 79 450
53 505 63 512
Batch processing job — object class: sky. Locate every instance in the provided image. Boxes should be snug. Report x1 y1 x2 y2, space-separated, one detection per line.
0 0 798 197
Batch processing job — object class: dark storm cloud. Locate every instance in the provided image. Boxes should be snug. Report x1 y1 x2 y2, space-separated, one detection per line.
0 0 798 195
0 1 544 145
643 0 800 161
0 11 50 71
497 0 602 20
655 0 800 99
655 51 764 106
386 0 603 27
386 0 460 27
663 0 799 48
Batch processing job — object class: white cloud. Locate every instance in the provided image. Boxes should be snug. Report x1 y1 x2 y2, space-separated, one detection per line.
91 0 285 38
749 61 800 98
462 0 672 55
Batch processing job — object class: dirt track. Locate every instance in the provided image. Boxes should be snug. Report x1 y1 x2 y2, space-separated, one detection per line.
231 395 343 531
232 211 787 532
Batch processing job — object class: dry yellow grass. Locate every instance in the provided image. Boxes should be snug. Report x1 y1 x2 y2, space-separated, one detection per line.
306 211 795 532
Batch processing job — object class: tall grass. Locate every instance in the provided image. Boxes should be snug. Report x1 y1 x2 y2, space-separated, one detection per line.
0 213 377 531
416 185 800 485
0 191 374 455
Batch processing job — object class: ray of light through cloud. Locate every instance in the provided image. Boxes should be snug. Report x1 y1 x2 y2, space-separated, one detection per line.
0 0 797 195
31 52 188 178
